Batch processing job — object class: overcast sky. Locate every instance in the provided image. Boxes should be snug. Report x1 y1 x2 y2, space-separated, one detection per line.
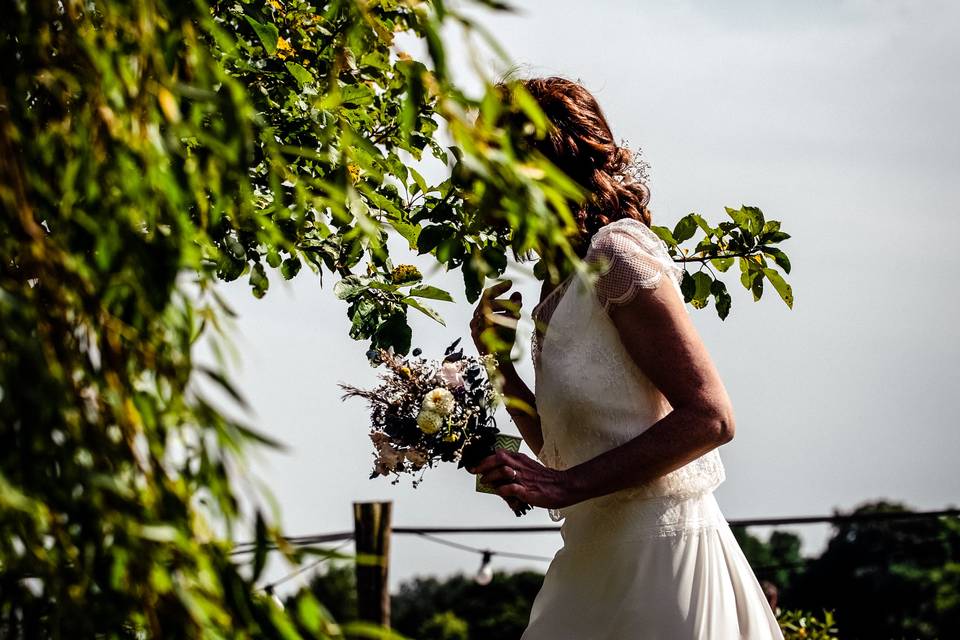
206 0 960 593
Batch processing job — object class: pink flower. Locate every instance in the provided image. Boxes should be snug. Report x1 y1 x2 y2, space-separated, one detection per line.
438 362 464 389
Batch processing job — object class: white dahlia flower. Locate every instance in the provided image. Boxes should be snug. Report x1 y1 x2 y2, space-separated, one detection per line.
422 387 456 416
416 409 444 434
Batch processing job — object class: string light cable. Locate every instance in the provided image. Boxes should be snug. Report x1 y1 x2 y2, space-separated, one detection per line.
233 507 960 557
260 538 354 598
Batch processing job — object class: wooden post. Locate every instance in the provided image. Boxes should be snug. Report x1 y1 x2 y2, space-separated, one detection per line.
353 501 392 629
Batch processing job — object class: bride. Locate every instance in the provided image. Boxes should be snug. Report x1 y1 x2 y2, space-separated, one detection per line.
467 77 784 639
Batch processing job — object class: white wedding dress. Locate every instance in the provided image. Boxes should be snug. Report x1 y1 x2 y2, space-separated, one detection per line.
522 218 783 639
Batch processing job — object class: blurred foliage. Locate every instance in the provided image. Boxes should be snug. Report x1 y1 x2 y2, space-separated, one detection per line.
392 570 543 640
362 503 955 639
0 0 314 634
291 566 539 639
0 0 578 635
777 610 839 640
418 610 470 640
284 562 358 627
733 527 805 594
787 501 960 639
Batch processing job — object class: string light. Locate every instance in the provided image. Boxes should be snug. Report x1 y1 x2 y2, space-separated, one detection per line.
258 539 354 602
243 509 960 595
475 551 494 586
264 585 284 610
233 508 960 553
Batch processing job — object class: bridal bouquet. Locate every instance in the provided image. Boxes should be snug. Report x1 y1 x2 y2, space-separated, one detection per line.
339 339 531 516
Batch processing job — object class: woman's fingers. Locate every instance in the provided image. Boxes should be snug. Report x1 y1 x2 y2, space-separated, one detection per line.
494 482 529 502
466 449 566 511
478 465 517 487
481 280 513 303
468 449 527 476
472 282 521 357
487 292 522 315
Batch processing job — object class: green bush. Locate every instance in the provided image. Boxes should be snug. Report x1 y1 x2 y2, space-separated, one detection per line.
419 611 469 640
778 610 839 640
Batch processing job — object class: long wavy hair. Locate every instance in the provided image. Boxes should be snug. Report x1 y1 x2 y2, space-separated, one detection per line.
512 77 652 250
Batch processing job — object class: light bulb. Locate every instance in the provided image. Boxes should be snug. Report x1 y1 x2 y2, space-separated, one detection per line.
265 585 284 610
474 551 494 586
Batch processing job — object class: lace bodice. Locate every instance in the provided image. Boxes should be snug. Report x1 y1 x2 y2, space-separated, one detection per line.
530 217 726 522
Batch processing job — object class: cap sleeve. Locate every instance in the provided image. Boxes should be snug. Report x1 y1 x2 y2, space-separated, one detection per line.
585 218 684 310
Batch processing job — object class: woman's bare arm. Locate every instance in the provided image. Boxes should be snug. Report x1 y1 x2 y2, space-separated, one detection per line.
496 360 543 456
470 280 544 456
470 277 734 509
561 277 734 503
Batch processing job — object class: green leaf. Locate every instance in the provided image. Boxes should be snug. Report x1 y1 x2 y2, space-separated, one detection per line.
280 257 301 280
334 275 367 300
725 205 764 236
738 257 759 291
650 225 676 246
389 218 420 249
481 246 507 274
403 298 446 326
762 247 792 274
408 285 454 302
199 366 250 410
340 83 375 107
462 260 483 303
512 84 549 133
712 256 734 272
710 279 732 320
416 224 452 254
297 595 324 633
694 239 718 254
680 271 695 302
765 230 792 243
761 220 781 236
253 511 268 581
691 214 714 235
673 214 698 243
285 61 313 86
743 206 765 232
435 237 463 264
763 268 794 308
250 262 269 298
400 67 425 143
424 19 448 79
266 248 282 269
409 166 429 196
375 313 412 354
691 271 712 309
244 15 278 55
752 275 764 301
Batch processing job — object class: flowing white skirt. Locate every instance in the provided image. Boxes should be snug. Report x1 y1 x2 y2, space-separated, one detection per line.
521 491 784 640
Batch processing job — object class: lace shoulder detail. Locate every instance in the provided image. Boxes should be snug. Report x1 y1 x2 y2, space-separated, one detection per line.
585 218 683 310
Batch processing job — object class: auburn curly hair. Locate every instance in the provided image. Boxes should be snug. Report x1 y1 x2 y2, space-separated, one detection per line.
511 77 651 248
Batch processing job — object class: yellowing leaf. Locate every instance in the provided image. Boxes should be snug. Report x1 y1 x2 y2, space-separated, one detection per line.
276 36 294 59
157 88 180 123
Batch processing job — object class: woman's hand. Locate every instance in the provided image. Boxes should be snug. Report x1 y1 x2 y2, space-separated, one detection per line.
470 280 522 365
467 449 582 511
